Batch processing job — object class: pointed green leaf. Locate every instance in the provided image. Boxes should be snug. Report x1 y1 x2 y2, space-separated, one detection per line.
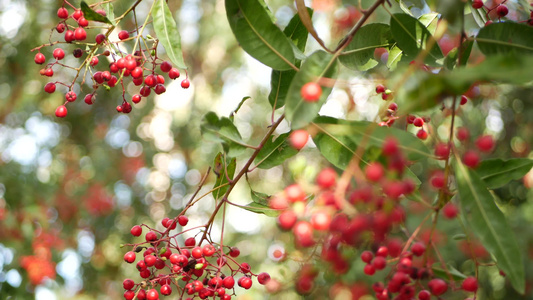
254 133 299 169
212 154 236 200
313 116 431 162
455 161 525 294
476 158 533 189
418 13 439 35
80 1 112 24
103 3 115 25
200 112 246 157
339 23 393 71
153 0 187 69
312 127 357 170
390 13 443 65
226 0 295 70
285 51 338 129
268 10 311 109
387 44 403 70
242 190 279 217
476 22 533 56
432 264 468 281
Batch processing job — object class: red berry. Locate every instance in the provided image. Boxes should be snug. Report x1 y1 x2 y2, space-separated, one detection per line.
44 82 56 93
428 278 448 296
124 251 136 263
118 30 130 40
413 117 424 127
181 79 190 89
146 289 159 300
496 4 508 17
53 48 65 60
238 277 252 289
460 95 468 105
56 23 66 33
475 135 494 152
364 264 376 275
140 86 151 97
430 171 445 189
388 102 398 111
124 290 135 300
57 7 69 19
443 203 459 219
229 247 240 257
365 162 384 182
360 251 373 263
382 137 399 156
375 84 386 94
257 272 271 285
192 247 203 258
463 150 480 168
169 68 180 79
160 284 172 296
154 84 166 95
131 67 143 78
55 105 67 118
462 277 478 292
223 276 235 289
417 129 428 140
131 94 142 104
65 91 77 102
372 256 386 270
116 105 123 113
130 225 142 236
301 82 322 102
310 211 331 231
277 210 297 230
160 61 172 72
90 56 99 66
74 27 87 41
123 279 135 290
457 127 470 141
178 215 188 226
145 231 157 242
434 142 450 159
144 75 156 87
144 255 156 267
316 167 337 189
73 9 83 20
289 129 309 150
472 0 483 9
78 17 89 27
126 59 137 71
376 246 388 257
184 237 196 247
407 115 416 124
203 244 216 257
34 53 46 64
411 242 426 256
96 34 106 44
65 30 75 43
108 76 118 88
44 68 54 77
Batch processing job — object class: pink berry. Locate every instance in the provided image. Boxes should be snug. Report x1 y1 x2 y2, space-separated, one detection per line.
365 162 384 182
443 203 459 219
434 142 450 159
301 82 321 102
475 135 494 152
463 150 480 168
289 129 309 150
316 168 337 189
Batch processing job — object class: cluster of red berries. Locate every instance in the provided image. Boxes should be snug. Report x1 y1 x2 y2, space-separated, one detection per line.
456 127 495 169
122 214 270 300
33 1 190 118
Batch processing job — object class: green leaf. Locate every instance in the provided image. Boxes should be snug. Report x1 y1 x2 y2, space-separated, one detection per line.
212 154 236 200
80 1 112 24
313 116 431 162
455 161 525 294
285 51 338 129
243 190 279 217
386 45 403 70
103 3 115 25
153 0 187 69
312 128 357 170
476 22 533 56
389 13 443 65
268 10 311 109
476 158 533 189
200 112 246 157
339 24 393 71
418 13 439 35
254 133 298 169
432 264 468 281
226 0 295 70
230 96 251 121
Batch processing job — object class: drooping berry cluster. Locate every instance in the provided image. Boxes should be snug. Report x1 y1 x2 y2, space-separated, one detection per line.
32 1 190 118
122 214 270 300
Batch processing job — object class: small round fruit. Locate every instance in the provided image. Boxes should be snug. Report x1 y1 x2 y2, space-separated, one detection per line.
301 82 322 102
78 17 89 27
372 256 386 270
146 289 159 300
457 127 470 141
289 129 308 150
411 242 426 256
53 48 65 60
178 215 188 226
418 290 431 300
223 276 235 289
375 84 386 94
229 247 240 258
472 0 483 9
34 53 46 64
496 4 508 17
118 30 130 40
130 225 142 236
160 284 172 296
124 251 136 263
413 117 424 127
73 9 83 20
181 79 190 89
360 251 373 263
460 95 468 105
90 56 99 66
55 105 67 118
145 231 157 242
123 279 135 290
65 91 77 102
57 7 69 19
443 203 459 219
160 61 172 73
316 167 337 189
65 30 75 43
365 162 384 182
95 34 106 44
428 278 448 296
475 135 494 152
463 150 480 168
310 211 331 231
169 68 180 79
44 82 56 93
56 23 66 33
132 94 141 104
238 277 253 289
417 129 428 140
434 142 450 159
74 27 87 41
462 277 478 292
154 84 166 95
257 272 271 285
364 264 376 275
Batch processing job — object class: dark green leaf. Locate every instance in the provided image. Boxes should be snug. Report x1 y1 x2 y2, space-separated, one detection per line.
153 0 187 69
268 10 310 109
285 51 338 129
200 112 246 157
80 1 112 24
254 133 298 169
476 158 533 189
226 0 295 70
313 116 431 162
243 190 279 217
212 154 236 200
476 22 533 56
455 161 525 294
389 13 443 65
339 24 393 71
